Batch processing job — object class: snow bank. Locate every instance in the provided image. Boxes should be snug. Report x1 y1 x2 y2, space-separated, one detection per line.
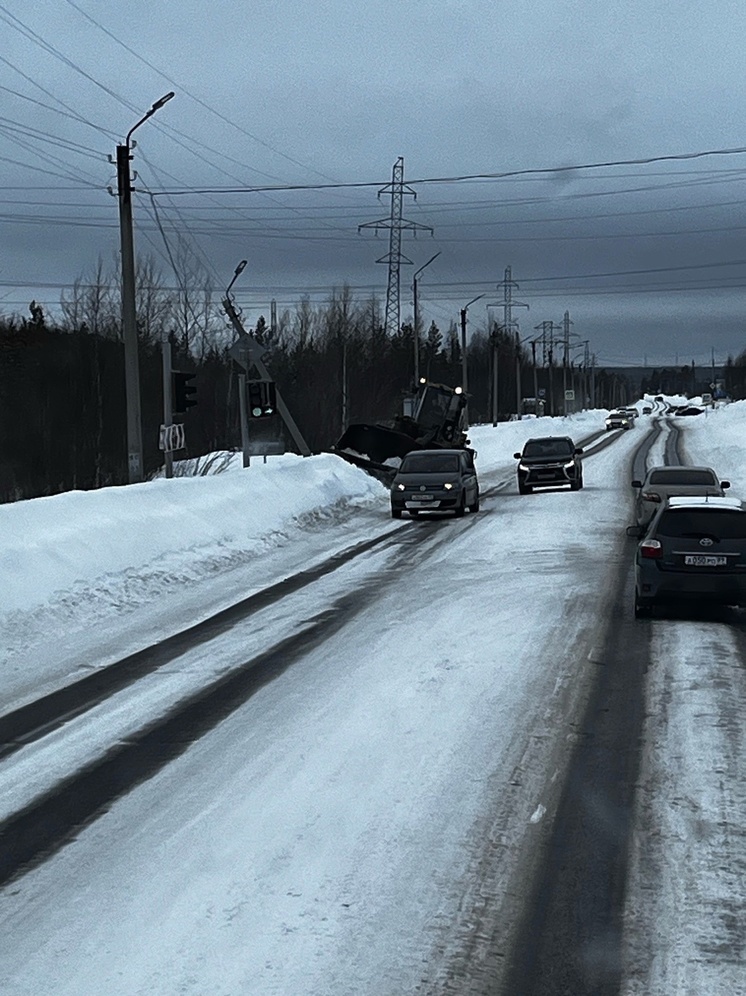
0 454 383 615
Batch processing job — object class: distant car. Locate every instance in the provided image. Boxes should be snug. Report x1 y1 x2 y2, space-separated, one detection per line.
623 407 640 419
390 448 479 518
642 405 653 415
514 436 583 494
605 410 633 431
631 465 730 528
632 496 746 617
675 405 704 416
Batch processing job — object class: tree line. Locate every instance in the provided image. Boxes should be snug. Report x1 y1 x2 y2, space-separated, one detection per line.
2 255 635 503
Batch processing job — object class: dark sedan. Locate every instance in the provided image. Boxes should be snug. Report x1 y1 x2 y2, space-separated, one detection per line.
632 496 746 617
514 436 583 494
390 449 479 518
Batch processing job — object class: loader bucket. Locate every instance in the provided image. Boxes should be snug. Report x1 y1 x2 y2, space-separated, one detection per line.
334 423 420 466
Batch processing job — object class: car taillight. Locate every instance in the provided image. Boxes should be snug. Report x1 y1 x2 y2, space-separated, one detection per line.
642 492 661 503
641 539 662 559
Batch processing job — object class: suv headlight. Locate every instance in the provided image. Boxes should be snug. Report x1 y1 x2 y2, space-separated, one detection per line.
443 482 454 490
564 460 576 469
518 463 529 472
396 483 406 491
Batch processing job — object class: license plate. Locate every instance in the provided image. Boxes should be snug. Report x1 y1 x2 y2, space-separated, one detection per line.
684 555 727 566
406 500 439 509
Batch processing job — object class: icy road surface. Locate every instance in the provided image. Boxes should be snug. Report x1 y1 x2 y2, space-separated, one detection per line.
1 404 745 995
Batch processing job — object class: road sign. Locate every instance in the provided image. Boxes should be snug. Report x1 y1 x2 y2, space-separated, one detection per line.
228 332 268 371
565 390 575 401
538 388 546 398
159 423 185 452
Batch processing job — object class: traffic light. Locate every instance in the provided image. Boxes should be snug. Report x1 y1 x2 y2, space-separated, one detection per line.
247 380 277 418
172 370 197 413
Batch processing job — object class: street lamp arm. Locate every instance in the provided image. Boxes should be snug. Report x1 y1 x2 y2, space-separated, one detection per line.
226 259 248 298
126 91 175 144
464 293 484 311
414 251 441 281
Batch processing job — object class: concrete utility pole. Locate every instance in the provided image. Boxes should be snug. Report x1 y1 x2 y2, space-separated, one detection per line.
412 252 441 383
161 337 174 478
358 157 433 335
225 261 250 467
459 294 484 424
116 91 174 484
562 310 573 414
534 320 561 415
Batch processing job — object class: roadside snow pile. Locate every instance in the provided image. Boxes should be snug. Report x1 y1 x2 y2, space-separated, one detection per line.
676 399 746 493
0 453 385 616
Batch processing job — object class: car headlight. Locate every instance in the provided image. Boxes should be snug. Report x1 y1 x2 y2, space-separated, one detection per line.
564 460 576 469
444 482 454 490
518 463 529 472
396 483 406 491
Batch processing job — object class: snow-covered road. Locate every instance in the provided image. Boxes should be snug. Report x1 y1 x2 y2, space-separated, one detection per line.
1 404 745 994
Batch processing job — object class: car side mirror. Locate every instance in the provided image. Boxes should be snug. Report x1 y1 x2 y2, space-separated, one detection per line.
722 481 731 489
631 480 642 489
574 448 583 455
513 452 521 460
626 524 644 538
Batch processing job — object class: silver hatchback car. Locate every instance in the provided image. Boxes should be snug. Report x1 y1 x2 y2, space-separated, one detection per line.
631 465 730 528
390 449 479 519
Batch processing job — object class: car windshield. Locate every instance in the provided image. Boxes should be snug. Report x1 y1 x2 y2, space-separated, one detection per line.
656 509 746 539
648 469 716 486
523 439 573 458
400 453 460 474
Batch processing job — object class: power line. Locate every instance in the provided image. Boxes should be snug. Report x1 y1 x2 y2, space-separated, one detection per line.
61 0 344 184
148 143 746 197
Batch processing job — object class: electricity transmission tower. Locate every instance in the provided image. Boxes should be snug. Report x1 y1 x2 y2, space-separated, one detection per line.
487 266 528 415
359 157 433 335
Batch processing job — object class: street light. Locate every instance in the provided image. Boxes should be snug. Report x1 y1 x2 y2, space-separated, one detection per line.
460 294 484 423
117 92 175 484
412 251 441 383
226 259 247 300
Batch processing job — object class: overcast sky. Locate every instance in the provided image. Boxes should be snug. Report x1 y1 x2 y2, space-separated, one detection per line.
3 0 746 365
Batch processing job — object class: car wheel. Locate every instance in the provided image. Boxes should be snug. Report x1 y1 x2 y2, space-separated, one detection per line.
570 479 581 491
634 595 653 618
391 507 402 519
454 494 466 518
469 491 480 513
518 481 532 495
409 510 420 518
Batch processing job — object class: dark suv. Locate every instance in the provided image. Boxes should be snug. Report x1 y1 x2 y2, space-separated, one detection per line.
514 436 583 494
632 496 746 617
390 449 479 518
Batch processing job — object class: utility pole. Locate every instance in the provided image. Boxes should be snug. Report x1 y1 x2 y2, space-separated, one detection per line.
562 310 573 414
161 337 174 478
412 252 441 383
534 320 561 415
459 294 484 424
531 339 539 414
115 91 174 484
359 157 433 336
